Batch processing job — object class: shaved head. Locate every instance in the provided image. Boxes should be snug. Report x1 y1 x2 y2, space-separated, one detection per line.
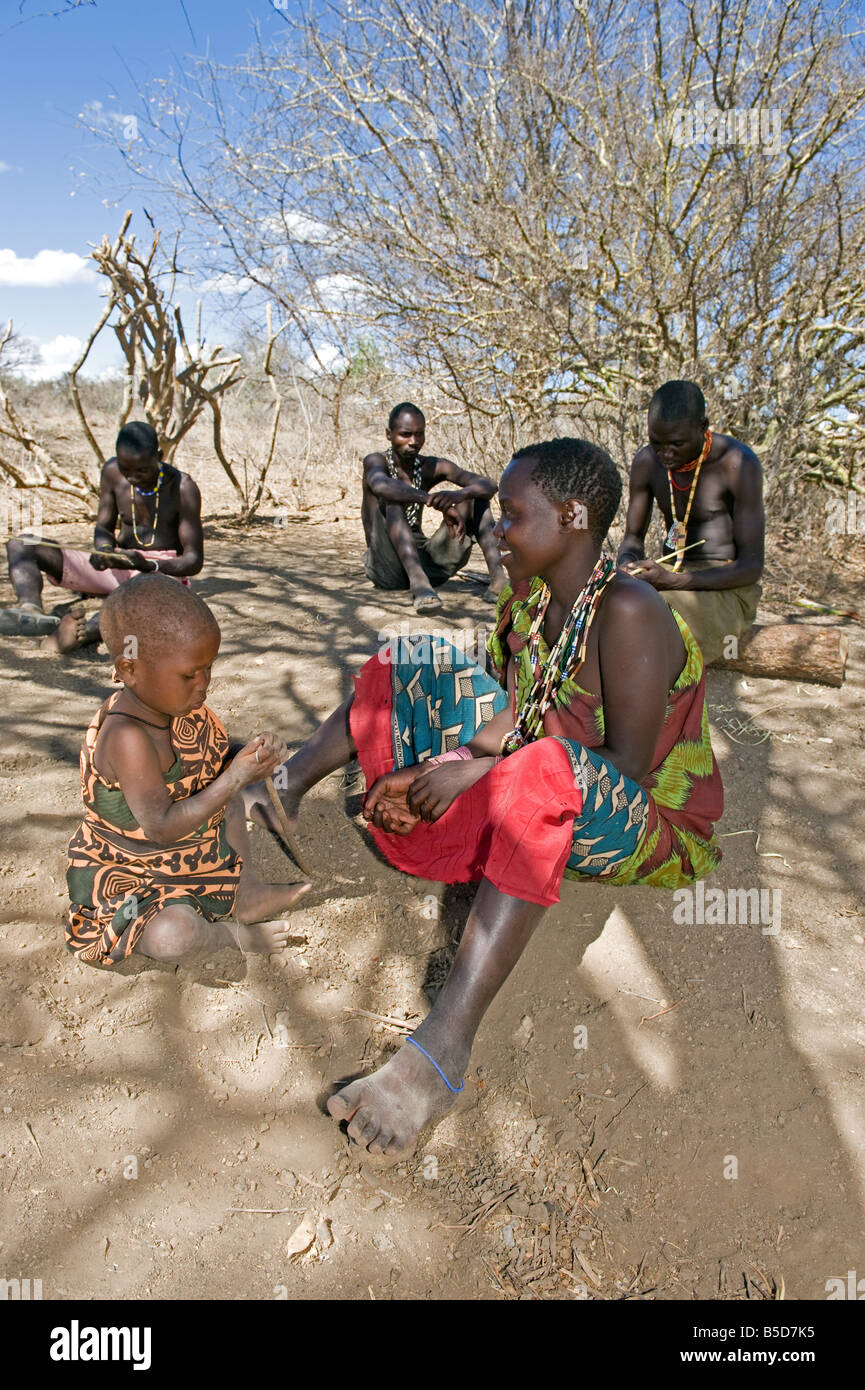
99 574 219 662
649 380 707 427
513 437 622 545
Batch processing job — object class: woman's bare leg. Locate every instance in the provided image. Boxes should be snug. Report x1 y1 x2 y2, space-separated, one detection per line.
136 901 292 960
242 698 356 833
327 879 545 1154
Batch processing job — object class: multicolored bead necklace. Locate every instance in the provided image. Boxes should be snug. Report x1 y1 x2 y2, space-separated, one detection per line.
385 446 424 527
500 554 617 756
665 429 711 568
130 466 164 549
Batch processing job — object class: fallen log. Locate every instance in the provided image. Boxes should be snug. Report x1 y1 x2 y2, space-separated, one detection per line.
708 624 849 687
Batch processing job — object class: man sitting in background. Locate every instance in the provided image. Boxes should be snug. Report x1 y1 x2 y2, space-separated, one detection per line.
616 380 764 663
1 421 203 653
362 402 506 613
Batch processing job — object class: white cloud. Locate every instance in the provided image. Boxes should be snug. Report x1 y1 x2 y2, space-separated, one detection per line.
307 343 348 374
283 212 331 243
0 248 95 287
261 212 332 245
314 273 367 312
82 363 125 383
79 100 138 142
0 161 17 174
25 335 83 380
198 271 256 296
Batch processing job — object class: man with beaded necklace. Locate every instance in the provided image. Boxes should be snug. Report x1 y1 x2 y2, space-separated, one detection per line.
361 402 507 613
617 380 764 663
2 421 203 653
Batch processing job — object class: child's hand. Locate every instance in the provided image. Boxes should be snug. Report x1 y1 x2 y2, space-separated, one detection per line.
231 733 288 786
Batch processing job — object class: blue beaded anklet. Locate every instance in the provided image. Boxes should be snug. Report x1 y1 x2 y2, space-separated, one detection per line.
405 1035 465 1094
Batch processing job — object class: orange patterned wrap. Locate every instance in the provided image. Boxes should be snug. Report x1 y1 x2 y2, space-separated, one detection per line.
66 693 242 965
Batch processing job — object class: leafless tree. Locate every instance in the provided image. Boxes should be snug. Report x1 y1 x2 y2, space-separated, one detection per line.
94 0 865 504
0 213 244 503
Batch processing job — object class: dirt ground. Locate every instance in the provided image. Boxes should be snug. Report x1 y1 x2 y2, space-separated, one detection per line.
1 460 864 1302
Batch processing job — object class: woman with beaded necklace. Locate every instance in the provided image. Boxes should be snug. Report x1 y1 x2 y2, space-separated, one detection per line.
250 437 723 1158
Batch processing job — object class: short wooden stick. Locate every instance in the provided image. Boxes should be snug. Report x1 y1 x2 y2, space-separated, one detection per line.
265 776 313 878
631 538 707 573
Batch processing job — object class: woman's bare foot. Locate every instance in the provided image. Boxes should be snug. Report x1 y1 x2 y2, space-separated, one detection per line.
234 879 310 923
240 778 301 839
42 605 99 654
327 1027 469 1156
232 917 305 954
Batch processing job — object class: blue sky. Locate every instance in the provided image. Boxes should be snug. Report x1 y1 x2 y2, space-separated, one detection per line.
0 0 295 377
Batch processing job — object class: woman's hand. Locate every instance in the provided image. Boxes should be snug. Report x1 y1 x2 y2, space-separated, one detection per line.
363 765 422 835
407 758 493 823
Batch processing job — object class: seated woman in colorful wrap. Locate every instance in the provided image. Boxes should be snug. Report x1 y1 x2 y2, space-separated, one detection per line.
248 437 723 1157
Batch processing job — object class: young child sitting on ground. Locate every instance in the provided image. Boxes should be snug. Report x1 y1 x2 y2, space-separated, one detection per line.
66 573 309 967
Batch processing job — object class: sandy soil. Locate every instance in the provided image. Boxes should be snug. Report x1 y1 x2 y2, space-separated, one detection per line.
1 472 864 1302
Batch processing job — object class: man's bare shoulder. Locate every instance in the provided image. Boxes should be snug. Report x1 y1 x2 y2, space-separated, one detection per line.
429 454 462 480
714 433 761 475
177 471 201 504
630 445 657 480
363 450 388 471
100 457 122 485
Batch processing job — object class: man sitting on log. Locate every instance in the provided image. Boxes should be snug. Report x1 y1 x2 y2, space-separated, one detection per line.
362 402 507 613
617 380 764 662
1 422 203 654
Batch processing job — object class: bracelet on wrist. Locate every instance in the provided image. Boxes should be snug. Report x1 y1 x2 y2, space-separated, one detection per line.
426 747 473 766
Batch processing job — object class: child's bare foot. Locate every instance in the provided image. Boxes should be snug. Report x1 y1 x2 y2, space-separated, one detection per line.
327 1028 468 1156
235 879 310 923
42 605 99 654
232 917 305 954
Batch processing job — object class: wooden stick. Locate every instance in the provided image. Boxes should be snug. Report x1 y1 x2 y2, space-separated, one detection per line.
343 1006 418 1032
265 775 313 878
631 538 706 573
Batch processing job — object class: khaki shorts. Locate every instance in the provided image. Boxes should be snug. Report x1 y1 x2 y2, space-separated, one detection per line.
663 578 761 663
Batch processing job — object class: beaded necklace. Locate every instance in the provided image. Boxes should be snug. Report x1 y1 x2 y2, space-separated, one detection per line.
500 554 617 756
130 466 164 549
385 446 424 527
664 430 711 568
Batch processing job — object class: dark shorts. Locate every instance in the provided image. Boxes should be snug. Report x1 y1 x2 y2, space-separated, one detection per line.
363 504 473 590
